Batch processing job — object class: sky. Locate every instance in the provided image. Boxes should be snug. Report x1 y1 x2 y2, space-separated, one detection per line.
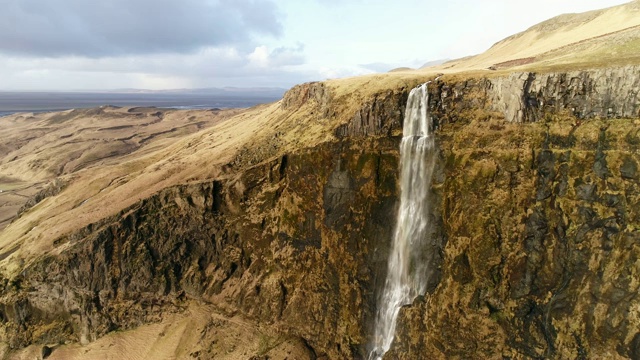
0 0 631 91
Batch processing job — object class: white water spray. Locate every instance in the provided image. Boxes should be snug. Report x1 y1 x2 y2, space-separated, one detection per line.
369 83 437 359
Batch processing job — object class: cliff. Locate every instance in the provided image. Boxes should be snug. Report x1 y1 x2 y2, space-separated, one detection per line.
1 3 640 360
393 76 640 359
0 63 638 359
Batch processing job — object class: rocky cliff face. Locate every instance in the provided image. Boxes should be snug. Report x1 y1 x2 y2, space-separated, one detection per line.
1 65 640 359
0 135 406 358
430 65 640 124
388 67 640 359
391 115 640 359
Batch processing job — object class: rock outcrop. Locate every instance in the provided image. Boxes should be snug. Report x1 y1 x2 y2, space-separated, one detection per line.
335 89 408 138
282 81 333 118
16 178 66 217
430 65 640 124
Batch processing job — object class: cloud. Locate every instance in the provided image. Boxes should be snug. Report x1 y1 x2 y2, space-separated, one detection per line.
0 0 283 57
248 43 305 68
317 65 373 80
359 62 396 73
0 41 314 90
0 0 317 89
0 43 305 76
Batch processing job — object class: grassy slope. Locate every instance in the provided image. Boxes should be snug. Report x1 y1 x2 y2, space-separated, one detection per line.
429 0 640 73
7 302 309 360
0 107 243 230
0 72 446 276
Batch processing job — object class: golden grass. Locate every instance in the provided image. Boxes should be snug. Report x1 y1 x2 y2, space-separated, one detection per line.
424 1 640 73
0 107 241 272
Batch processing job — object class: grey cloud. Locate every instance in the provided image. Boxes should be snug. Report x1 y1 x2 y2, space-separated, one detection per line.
268 43 305 66
0 0 283 57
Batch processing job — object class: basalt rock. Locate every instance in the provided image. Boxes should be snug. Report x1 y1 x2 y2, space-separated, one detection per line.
428 65 640 124
335 89 408 138
389 115 640 359
282 81 333 118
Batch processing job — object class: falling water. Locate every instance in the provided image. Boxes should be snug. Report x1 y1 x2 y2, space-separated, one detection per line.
369 83 437 360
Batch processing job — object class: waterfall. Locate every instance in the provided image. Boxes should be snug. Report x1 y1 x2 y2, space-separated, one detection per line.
369 83 437 360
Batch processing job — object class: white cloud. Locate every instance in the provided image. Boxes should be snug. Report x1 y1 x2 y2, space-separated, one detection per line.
317 65 374 80
248 46 270 68
248 44 305 69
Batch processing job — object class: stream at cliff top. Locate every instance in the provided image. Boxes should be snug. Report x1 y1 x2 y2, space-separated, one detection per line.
369 83 437 359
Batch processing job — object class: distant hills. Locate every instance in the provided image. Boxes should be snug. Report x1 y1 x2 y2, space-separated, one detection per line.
0 87 287 116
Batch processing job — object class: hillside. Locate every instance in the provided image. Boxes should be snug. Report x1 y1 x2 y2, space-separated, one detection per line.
1 2 640 359
429 0 640 72
0 107 244 232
